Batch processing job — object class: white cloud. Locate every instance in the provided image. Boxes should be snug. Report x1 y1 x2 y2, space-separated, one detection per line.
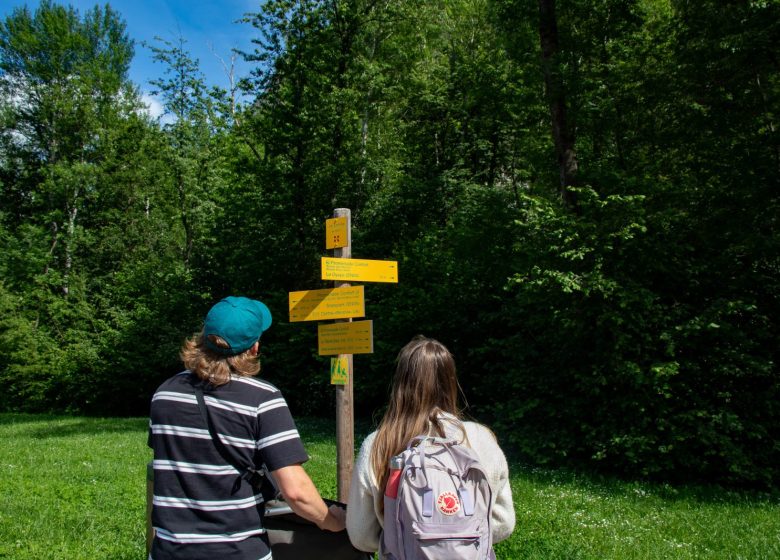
140 92 165 119
139 91 176 125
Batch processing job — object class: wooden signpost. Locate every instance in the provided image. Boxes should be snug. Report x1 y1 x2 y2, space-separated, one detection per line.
288 207 398 502
331 208 354 503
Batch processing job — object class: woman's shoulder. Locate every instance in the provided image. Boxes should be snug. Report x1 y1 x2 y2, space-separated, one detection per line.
438 415 498 449
439 413 493 439
460 421 509 481
461 420 498 442
358 430 378 453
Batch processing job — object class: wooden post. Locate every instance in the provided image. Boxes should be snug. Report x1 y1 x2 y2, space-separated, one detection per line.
333 207 354 503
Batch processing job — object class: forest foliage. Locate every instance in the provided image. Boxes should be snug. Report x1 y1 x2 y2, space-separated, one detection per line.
1 0 778 488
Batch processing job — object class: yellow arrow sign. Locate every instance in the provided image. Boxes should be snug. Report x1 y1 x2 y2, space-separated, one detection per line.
289 286 365 322
321 257 398 283
318 320 374 355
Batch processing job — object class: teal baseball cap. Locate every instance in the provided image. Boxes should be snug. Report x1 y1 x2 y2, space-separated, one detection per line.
203 296 273 355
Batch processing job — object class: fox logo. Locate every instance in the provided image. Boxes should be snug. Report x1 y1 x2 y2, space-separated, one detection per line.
436 491 460 515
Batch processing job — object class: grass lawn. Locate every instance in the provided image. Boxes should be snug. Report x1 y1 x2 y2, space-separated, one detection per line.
1 413 778 559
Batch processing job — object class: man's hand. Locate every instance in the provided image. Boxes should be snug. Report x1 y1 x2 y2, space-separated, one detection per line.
320 504 347 532
271 464 346 532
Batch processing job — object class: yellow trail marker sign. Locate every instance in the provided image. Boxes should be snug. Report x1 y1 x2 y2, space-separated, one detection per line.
318 320 374 355
330 355 349 385
321 257 398 283
289 286 365 322
326 217 349 249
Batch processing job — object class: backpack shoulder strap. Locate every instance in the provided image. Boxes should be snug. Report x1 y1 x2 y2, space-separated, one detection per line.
193 384 278 499
193 386 240 469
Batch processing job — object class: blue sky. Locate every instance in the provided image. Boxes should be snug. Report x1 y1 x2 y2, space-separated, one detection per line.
2 1 262 117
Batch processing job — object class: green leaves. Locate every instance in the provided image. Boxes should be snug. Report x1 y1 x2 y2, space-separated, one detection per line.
0 0 778 488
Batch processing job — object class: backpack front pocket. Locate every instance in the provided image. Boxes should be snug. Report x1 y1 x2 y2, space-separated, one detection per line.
411 519 488 560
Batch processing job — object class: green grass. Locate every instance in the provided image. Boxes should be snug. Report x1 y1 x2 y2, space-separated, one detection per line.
0 414 149 559
1 414 778 559
495 468 780 559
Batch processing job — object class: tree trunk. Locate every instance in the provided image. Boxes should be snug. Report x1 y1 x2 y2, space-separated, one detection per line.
44 221 59 275
755 73 780 174
359 32 380 199
63 189 79 297
176 169 193 266
538 0 578 209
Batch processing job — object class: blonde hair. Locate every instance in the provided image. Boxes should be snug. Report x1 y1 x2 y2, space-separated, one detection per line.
180 330 260 386
370 336 465 504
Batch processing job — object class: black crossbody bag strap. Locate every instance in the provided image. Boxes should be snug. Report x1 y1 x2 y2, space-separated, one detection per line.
193 385 278 500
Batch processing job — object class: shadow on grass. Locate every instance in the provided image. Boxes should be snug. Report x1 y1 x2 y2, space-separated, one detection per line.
297 416 375 450
509 460 780 507
0 412 67 425
0 413 148 438
3 413 370 444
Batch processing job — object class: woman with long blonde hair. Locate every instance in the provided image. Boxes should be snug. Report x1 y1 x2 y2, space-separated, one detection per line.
346 336 515 555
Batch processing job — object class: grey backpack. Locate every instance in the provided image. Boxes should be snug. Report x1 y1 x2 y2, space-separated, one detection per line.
381 435 494 560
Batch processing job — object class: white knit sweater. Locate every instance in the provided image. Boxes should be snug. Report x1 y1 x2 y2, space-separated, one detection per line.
346 415 516 554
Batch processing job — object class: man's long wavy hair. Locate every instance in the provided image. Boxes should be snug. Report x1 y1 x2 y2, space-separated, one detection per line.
370 336 465 503
180 330 260 386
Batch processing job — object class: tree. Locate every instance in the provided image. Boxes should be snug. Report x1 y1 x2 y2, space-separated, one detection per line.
0 0 777 488
538 0 578 208
0 0 134 295
147 35 223 268
0 2 194 414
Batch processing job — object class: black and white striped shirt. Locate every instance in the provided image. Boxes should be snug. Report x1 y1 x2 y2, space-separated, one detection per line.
148 371 309 560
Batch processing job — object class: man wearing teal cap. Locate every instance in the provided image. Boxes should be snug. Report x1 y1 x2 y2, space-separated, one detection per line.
148 296 346 560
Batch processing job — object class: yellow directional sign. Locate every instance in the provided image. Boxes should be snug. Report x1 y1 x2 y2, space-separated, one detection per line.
318 320 374 355
330 355 349 385
326 217 349 249
321 257 398 283
289 286 365 322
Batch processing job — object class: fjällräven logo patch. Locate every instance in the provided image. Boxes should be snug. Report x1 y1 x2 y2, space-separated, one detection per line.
436 491 460 515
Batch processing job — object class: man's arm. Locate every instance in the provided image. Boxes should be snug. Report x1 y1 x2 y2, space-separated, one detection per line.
271 464 346 532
